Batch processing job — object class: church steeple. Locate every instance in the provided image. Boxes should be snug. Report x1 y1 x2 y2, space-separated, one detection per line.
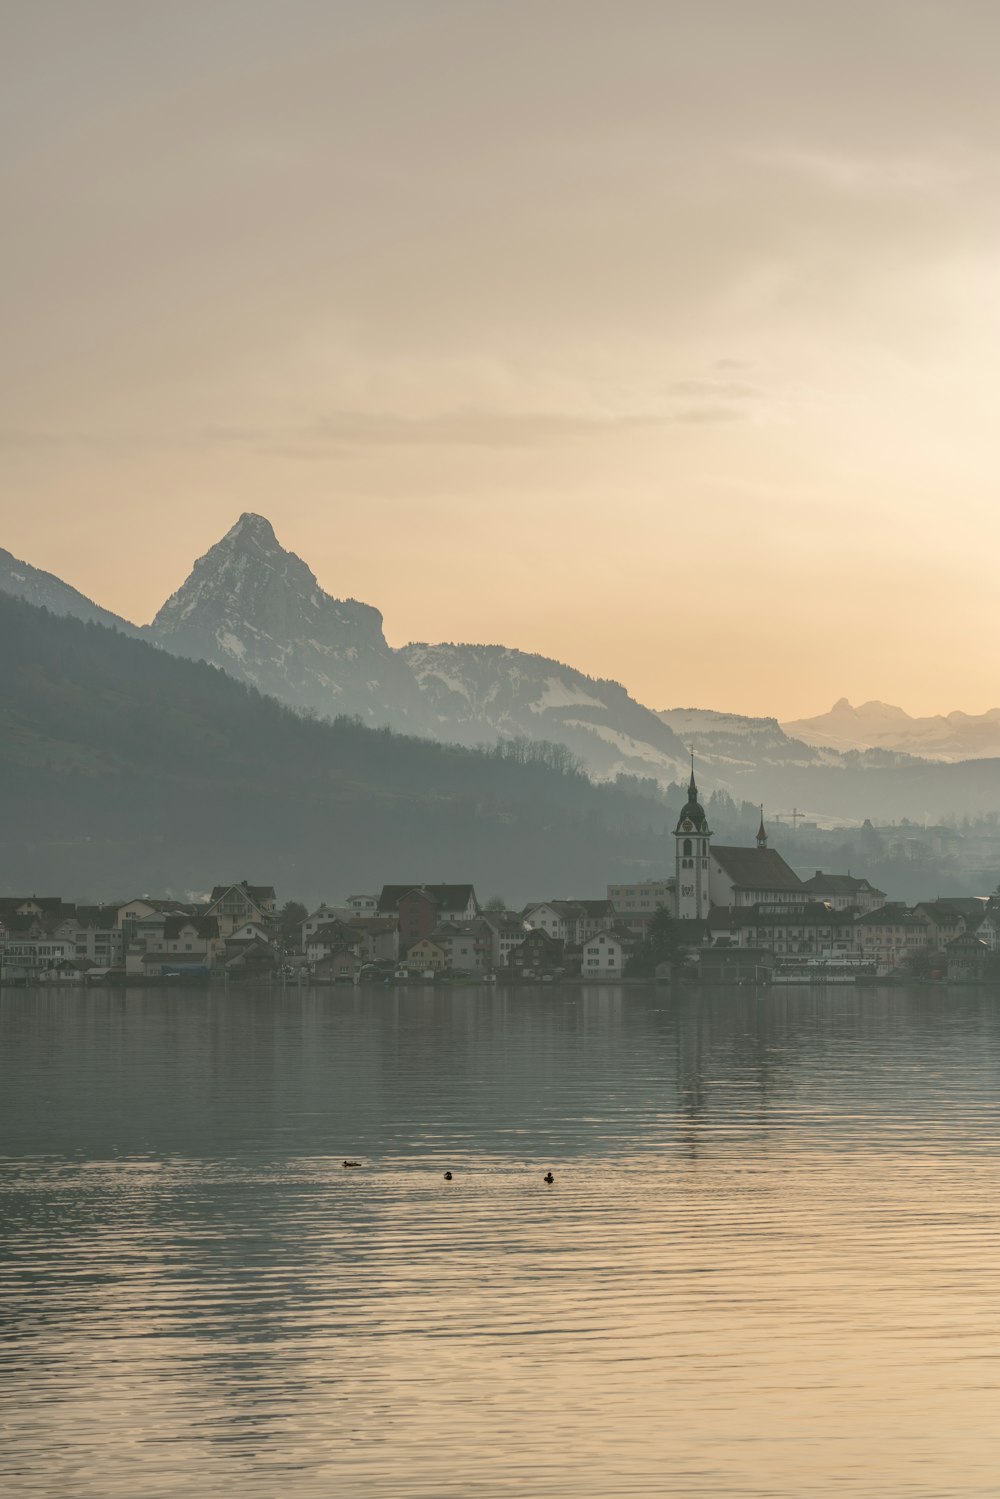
757 806 768 849
675 751 710 836
674 751 712 919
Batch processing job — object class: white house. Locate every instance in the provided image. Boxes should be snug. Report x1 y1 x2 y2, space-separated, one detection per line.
582 931 626 977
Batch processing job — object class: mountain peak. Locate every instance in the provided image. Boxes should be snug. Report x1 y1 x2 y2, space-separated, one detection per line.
223 512 279 550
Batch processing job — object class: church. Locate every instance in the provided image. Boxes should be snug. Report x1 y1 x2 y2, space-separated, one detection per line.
674 761 805 918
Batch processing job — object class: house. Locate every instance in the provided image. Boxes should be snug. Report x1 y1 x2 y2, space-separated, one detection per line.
378 885 479 945
345 894 378 915
345 917 400 964
306 921 364 967
607 880 673 934
117 897 198 931
508 928 564 978
914 901 966 953
403 938 448 974
972 903 1000 952
480 911 528 968
581 931 627 978
206 883 277 937
0 895 74 923
313 947 364 984
946 934 989 982
854 905 933 973
607 879 672 914
523 900 616 946
709 902 857 957
301 904 350 944
430 923 483 972
798 872 886 914
59 906 124 968
230 920 277 947
143 916 222 971
1 934 77 975
224 938 279 978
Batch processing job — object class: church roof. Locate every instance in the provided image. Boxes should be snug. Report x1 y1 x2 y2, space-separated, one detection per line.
710 846 804 892
800 872 881 896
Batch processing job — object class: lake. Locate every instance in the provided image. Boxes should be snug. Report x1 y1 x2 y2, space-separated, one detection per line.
3 984 1000 1496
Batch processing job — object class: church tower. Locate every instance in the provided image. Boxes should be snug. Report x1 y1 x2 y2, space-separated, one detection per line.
674 755 713 919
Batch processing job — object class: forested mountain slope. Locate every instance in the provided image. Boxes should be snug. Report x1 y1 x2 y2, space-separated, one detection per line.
0 595 672 902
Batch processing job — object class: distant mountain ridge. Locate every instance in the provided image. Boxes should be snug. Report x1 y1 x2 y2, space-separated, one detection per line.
785 698 1000 762
3 515 999 820
0 546 140 636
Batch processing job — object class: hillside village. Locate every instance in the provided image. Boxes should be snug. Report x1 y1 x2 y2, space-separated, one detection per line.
4 815 1000 987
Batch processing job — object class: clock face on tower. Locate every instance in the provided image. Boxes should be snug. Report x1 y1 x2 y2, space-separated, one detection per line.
682 819 693 831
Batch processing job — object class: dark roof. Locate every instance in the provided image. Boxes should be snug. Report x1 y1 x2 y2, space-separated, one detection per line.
310 922 364 946
162 915 219 940
121 897 197 913
377 884 477 913
0 895 71 917
711 847 804 892
209 883 276 905
923 897 988 921
742 903 856 928
519 927 564 948
799 872 882 896
914 901 966 923
856 905 929 928
708 906 754 930
481 912 526 933
74 906 121 929
574 899 616 917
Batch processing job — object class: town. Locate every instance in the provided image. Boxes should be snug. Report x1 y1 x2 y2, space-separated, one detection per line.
3 771 1000 987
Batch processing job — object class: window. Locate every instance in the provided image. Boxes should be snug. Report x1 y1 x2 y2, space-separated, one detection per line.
683 839 692 857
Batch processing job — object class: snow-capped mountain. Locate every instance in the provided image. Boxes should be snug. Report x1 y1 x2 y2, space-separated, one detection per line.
146 513 427 727
402 642 691 781
784 698 1000 762
0 546 139 635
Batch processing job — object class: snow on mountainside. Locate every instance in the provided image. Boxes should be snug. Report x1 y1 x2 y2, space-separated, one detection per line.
784 698 1000 762
146 514 427 728
402 643 691 782
0 547 139 635
657 706 843 776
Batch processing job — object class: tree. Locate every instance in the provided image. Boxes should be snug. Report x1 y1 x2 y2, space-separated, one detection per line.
278 900 308 949
625 906 687 978
484 895 507 913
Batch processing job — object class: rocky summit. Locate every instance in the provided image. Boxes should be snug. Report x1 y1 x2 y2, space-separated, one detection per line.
147 513 428 728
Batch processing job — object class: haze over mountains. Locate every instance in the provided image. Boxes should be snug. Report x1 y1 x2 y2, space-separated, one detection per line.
3 513 1000 824
784 699 1000 763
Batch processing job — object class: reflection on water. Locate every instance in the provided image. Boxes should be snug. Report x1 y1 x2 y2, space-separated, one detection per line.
3 985 1000 1496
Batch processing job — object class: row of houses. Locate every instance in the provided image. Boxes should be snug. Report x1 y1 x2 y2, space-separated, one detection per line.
0 883 280 983
300 887 642 982
700 895 1000 977
4 875 1000 985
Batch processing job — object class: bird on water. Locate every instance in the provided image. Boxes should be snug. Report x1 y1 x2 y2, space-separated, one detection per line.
343 1159 361 1168
444 1171 453 1180
544 1172 555 1184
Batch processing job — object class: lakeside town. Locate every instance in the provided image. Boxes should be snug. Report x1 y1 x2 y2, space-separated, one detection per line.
4 776 1000 987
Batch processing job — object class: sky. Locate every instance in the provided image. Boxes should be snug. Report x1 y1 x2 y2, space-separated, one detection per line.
2 0 1000 719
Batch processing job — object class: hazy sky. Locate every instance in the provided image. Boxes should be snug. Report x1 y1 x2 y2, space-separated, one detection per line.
3 0 1000 718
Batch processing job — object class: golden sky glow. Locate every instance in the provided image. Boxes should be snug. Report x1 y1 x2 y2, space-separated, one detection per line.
3 1 1000 718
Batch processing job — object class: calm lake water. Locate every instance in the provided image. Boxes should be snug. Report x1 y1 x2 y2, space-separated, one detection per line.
3 984 1000 1497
